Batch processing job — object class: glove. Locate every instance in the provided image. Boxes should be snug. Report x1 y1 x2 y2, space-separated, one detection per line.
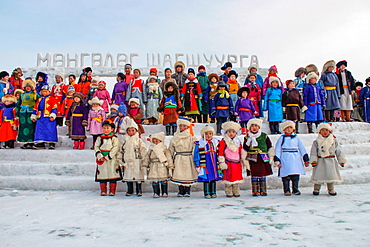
301 105 308 112
311 162 317 167
219 162 228 170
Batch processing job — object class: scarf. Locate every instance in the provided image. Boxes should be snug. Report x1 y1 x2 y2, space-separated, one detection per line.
187 77 196 82
123 132 140 162
246 129 261 147
149 142 167 163
316 134 335 157
223 135 242 152
197 72 206 77
172 128 192 143
218 89 230 98
268 73 277 77
91 106 104 112
148 82 159 94
228 79 238 85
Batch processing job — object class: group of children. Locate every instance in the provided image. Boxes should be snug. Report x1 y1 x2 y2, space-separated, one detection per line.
95 116 346 198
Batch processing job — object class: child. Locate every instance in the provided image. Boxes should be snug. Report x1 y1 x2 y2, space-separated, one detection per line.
35 72 48 96
282 80 306 133
263 77 283 134
194 125 222 198
360 77 370 122
93 81 111 114
17 79 37 149
180 68 202 122
61 85 75 124
303 72 325 133
94 121 122 196
126 69 146 117
158 81 183 135
235 87 257 135
262 65 282 98
31 85 58 149
107 104 119 123
87 76 100 103
336 60 356 122
242 119 274 196
9 68 23 90
168 117 198 197
218 121 243 197
352 81 363 121
226 70 240 109
144 76 162 125
160 68 176 91
293 67 307 94
212 81 234 135
68 74 76 85
51 73 65 126
113 102 131 143
0 71 14 96
65 92 88 149
246 65 264 89
118 119 148 196
111 73 128 105
171 61 188 90
197 65 210 123
0 95 18 149
127 98 145 134
244 74 262 118
124 64 135 84
320 60 340 122
75 73 90 100
274 121 309 196
204 73 220 123
87 97 106 149
220 62 232 83
142 132 173 198
309 123 346 196
83 67 93 82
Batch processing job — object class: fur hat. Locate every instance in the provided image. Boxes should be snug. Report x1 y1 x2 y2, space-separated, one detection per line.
269 76 280 85
110 104 119 111
0 71 9 79
98 81 106 86
247 118 263 129
149 132 165 143
118 102 127 115
12 67 23 76
73 92 84 101
88 96 103 106
102 120 115 129
285 80 295 86
317 122 333 132
208 73 220 82
200 125 215 137
305 64 319 76
355 81 363 87
174 61 185 70
322 60 336 73
198 65 206 71
1 94 17 103
41 84 51 91
126 118 138 130
269 65 278 72
14 89 24 96
164 81 178 91
237 87 250 97
91 76 100 84
188 68 195 75
148 76 157 82
306 72 319 83
22 79 36 90
221 62 232 70
55 73 64 81
294 67 307 78
177 116 192 127
36 72 48 82
129 98 140 105
228 70 238 78
280 120 295 131
222 121 241 133
248 65 258 71
336 60 347 68
150 68 158 74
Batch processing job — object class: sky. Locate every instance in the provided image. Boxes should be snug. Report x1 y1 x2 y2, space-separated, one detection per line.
1 0 370 82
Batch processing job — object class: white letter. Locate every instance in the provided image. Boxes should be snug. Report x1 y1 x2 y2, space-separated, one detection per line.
92 53 103 67
104 53 115 67
117 53 128 67
53 53 65 67
175 53 184 62
147 53 161 67
240 55 249 68
203 54 213 67
250 55 259 68
215 54 225 67
130 53 138 65
227 54 237 66
186 54 200 68
162 54 172 68
80 53 90 67
67 53 78 67
37 53 51 67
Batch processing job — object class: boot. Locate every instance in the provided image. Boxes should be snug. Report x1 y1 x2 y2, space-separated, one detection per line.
79 141 85 150
269 122 275 134
90 142 95 150
100 182 107 196
210 181 217 198
184 186 191 197
210 117 215 123
49 143 55 150
171 125 177 135
202 114 208 123
178 185 185 197
282 177 291 195
327 183 337 196
109 182 117 196
126 182 134 196
35 142 46 149
161 182 168 197
241 127 248 135
165 125 171 136
307 122 314 134
203 182 211 199
313 184 321 195
136 182 142 196
340 110 346 122
291 175 300 195
152 182 160 198
346 110 353 122
275 122 281 134
4 141 10 149
216 124 222 136
196 114 202 123
8 140 15 149
259 179 267 196
295 122 299 134
225 184 233 197
73 141 79 149
232 184 240 197
251 181 260 196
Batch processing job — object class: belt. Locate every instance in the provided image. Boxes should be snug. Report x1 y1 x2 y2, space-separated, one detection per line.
92 116 104 122
325 86 336 90
115 92 126 95
282 148 299 152
239 108 252 111
150 158 160 162
318 155 335 158
250 97 256 100
72 114 83 117
286 104 299 107
343 85 349 89
309 102 320 105
217 106 229 109
175 152 192 156
269 99 279 102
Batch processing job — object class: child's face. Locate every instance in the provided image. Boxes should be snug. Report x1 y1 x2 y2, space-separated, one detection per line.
242 91 248 98
271 81 279 88
111 108 118 113
118 112 124 117
125 67 132 74
288 82 295 89
91 81 98 87
69 76 75 83
250 124 260 133
55 77 62 84
149 78 156 84
300 73 305 79
309 78 317 84
229 75 236 81
269 70 276 75
210 77 217 83
134 70 140 78
41 90 49 96
152 138 161 145
165 70 172 78
339 65 346 71
179 124 188 132
25 86 32 91
356 86 362 91
37 76 44 82
74 97 81 103
68 90 75 96
3 100 12 105
87 71 92 77
150 71 156 76
167 86 174 92
176 66 182 73
219 86 226 91
127 128 137 136
103 125 113 135
92 103 100 108
319 128 331 137
204 131 213 141
227 129 236 138
130 102 138 108
249 76 256 82
250 68 257 74
327 66 334 72
188 73 195 79
98 84 105 90
225 67 231 74
81 75 87 81
284 126 294 134
198 68 205 73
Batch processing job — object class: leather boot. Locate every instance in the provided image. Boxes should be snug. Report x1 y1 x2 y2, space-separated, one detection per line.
178 185 185 197
216 123 222 136
259 179 267 196
73 141 79 149
225 184 233 197
126 182 134 196
232 184 240 197
184 186 191 197
90 142 95 150
346 110 353 122
79 141 85 150
109 182 117 196
210 117 215 123
282 177 291 195
252 181 260 196
35 142 46 149
165 125 171 136
152 182 160 198
161 182 168 197
100 182 107 196
313 184 321 195
210 181 217 198
275 122 281 134
269 122 275 134
295 122 299 134
136 182 142 196
203 182 211 198
171 125 177 135
327 183 337 196
8 140 15 149
291 175 300 195
49 143 55 150
202 114 208 123
307 122 314 134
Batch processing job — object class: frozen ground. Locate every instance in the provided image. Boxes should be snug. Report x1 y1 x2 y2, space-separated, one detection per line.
1 183 369 247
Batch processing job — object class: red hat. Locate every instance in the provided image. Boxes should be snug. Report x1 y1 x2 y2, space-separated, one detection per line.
285 80 295 86
269 65 278 72
98 81 106 86
150 68 158 74
198 65 206 71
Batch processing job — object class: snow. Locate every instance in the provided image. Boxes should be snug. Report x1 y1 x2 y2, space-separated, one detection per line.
1 184 369 247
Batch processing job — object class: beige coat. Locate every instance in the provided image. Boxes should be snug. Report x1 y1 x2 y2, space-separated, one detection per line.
142 143 174 181
94 135 122 181
117 133 147 182
168 129 198 186
309 136 346 184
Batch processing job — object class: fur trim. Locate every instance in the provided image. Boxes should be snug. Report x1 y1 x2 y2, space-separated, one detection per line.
14 89 24 95
174 61 185 71
316 134 334 157
241 149 249 170
306 72 319 83
208 73 220 81
338 156 347 165
50 113 57 119
126 118 138 130
280 120 295 131
149 132 165 143
322 60 336 73
30 114 37 121
200 125 214 137
164 81 178 91
22 79 36 90
92 76 100 84
149 142 168 163
221 121 241 133
218 156 225 163
1 94 17 103
148 76 157 82
129 98 140 105
268 147 275 165
248 65 258 71
221 180 244 185
305 64 319 75
88 96 104 106
269 76 280 85
176 118 192 127
73 92 84 101
294 67 307 77
317 123 333 132
55 72 64 80
223 135 241 152
110 104 119 110
247 119 263 129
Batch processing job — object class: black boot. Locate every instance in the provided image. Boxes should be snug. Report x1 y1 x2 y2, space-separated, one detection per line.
171 125 177 135
203 182 211 198
259 179 267 196
49 143 55 149
126 182 134 196
136 182 142 196
152 182 160 198
8 140 15 149
275 122 281 134
210 180 217 198
196 114 202 123
291 175 301 195
161 182 168 197
210 117 215 123
178 185 185 197
216 123 222 135
184 186 191 197
165 125 171 136
269 122 275 134
202 114 208 123
4 141 10 149
295 122 299 134
282 177 291 195
307 122 314 133
35 142 46 149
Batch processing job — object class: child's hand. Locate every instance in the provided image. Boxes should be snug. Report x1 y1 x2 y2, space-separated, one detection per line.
199 97 202 100
50 117 55 121
195 167 201 173
340 163 345 167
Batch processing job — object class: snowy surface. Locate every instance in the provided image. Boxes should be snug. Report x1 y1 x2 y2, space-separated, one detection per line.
1 183 369 247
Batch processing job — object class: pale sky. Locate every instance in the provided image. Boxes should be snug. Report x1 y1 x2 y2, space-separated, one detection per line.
1 0 370 82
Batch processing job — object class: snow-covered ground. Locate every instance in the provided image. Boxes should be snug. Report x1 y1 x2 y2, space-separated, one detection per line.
1 183 369 247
